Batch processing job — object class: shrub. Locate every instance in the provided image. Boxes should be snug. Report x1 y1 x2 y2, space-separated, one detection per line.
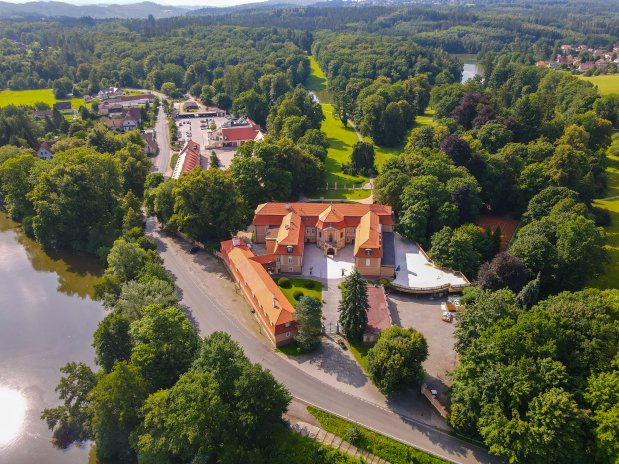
293 289 304 300
278 277 291 288
303 279 315 289
345 426 361 446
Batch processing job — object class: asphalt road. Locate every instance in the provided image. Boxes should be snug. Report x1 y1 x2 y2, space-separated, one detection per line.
147 219 501 464
153 106 172 176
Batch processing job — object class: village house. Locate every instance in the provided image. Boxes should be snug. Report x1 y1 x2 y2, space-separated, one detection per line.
183 100 199 112
32 109 53 120
53 101 72 112
104 108 142 133
172 139 201 179
251 202 396 278
220 238 297 347
579 61 595 72
142 130 159 156
97 87 122 100
35 141 54 160
208 117 264 148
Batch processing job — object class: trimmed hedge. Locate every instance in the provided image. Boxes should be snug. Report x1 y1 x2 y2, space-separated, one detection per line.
278 277 291 288
293 289 304 300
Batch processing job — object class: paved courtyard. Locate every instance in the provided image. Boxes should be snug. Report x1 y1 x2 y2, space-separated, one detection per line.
301 244 356 280
393 234 468 290
388 292 457 401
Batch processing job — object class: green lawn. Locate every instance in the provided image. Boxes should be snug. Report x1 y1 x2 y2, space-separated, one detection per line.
0 88 85 109
276 277 323 306
346 340 370 373
588 133 619 289
579 74 619 95
307 406 449 464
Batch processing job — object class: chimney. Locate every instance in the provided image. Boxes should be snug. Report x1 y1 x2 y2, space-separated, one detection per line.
272 294 277 307
232 237 240 247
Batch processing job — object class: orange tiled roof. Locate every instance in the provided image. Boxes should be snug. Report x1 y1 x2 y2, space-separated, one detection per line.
274 212 305 255
354 211 382 258
223 241 295 327
253 203 393 227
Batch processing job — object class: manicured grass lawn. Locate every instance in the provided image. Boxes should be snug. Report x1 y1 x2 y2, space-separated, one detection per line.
306 56 331 104
346 340 370 373
589 133 619 289
580 74 619 95
0 88 85 109
276 277 323 306
307 406 449 464
313 189 372 200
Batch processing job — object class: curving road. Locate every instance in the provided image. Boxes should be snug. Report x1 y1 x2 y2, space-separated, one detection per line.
146 218 500 464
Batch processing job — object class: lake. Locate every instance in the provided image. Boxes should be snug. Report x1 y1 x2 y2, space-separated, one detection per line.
0 214 105 464
453 53 483 83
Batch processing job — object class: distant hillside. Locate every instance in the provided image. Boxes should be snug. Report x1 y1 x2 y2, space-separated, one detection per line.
0 1 189 19
190 0 325 16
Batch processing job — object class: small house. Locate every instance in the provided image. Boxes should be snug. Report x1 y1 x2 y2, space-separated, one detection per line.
36 141 54 160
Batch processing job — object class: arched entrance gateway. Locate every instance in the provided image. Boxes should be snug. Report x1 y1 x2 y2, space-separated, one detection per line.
326 248 335 257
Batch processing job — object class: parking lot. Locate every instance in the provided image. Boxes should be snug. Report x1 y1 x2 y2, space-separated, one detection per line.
175 116 236 169
388 292 457 400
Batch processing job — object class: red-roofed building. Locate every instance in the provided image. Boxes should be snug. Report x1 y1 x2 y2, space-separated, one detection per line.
220 238 297 346
36 141 54 160
252 202 396 278
363 286 392 344
208 117 264 148
172 140 201 179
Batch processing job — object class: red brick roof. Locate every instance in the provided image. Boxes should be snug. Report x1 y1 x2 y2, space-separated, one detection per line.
178 140 201 174
366 286 391 334
221 126 261 142
36 141 54 152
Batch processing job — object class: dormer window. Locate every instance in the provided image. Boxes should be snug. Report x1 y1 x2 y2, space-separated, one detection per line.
365 248 372 256
287 245 293 253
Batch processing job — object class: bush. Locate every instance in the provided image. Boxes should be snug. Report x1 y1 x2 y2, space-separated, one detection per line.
278 277 291 288
345 426 361 446
303 279 315 289
293 290 304 300
376 278 396 293
137 236 157 251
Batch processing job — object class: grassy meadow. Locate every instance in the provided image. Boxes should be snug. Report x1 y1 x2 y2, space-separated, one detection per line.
0 88 86 109
580 74 619 95
589 133 619 289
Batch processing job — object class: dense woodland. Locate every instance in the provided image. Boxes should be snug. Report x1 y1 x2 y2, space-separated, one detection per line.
0 3 618 463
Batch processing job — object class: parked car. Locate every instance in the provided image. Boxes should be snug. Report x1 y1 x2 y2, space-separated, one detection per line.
337 339 348 350
441 311 453 323
189 245 200 254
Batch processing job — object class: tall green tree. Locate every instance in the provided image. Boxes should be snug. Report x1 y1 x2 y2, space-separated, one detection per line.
295 296 323 352
93 313 132 373
89 362 149 462
338 270 369 342
367 326 428 394
130 304 201 390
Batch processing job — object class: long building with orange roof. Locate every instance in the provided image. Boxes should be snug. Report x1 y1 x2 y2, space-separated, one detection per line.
220 238 297 346
252 202 396 278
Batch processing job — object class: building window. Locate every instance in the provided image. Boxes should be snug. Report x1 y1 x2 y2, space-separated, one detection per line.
341 232 344 239
288 256 293 264
285 322 290 327
287 245 293 253
365 248 372 256
318 231 322 238
286 332 291 337
366 258 371 266
288 266 293 272
276 257 280 263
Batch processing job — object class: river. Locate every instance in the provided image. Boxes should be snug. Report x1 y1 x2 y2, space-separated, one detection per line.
0 214 105 464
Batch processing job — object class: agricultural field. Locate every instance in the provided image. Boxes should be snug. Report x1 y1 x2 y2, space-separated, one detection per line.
589 132 619 289
579 74 619 95
0 88 85 109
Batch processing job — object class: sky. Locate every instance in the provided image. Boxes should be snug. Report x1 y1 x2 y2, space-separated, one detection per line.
3 0 267 6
